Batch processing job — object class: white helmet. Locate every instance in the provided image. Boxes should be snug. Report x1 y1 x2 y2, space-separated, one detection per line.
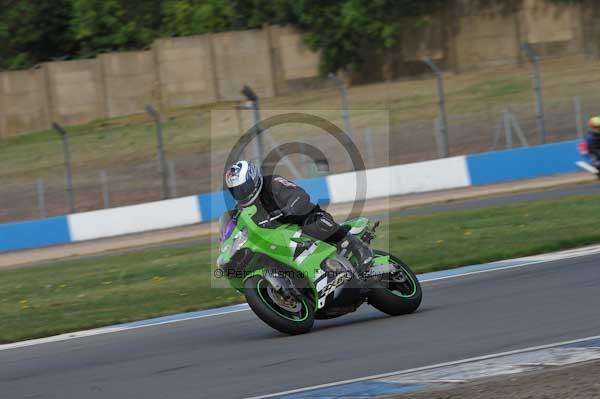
225 160 263 206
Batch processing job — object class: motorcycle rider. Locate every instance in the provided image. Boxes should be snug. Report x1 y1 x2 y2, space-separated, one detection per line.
586 117 600 175
225 160 373 272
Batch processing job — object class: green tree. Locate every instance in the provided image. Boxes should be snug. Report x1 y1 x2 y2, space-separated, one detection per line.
262 0 437 74
71 0 161 56
1 0 439 73
160 0 276 36
161 0 235 36
0 0 76 70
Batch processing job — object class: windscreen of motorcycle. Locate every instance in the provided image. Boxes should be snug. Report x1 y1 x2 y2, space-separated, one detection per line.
219 212 237 242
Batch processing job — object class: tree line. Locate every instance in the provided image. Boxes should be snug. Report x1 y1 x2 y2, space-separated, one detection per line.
0 0 437 74
1 0 574 74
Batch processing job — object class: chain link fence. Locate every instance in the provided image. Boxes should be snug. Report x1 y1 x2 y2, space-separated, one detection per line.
2 54 600 223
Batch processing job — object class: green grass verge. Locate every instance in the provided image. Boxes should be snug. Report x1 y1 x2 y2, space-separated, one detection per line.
2 194 600 343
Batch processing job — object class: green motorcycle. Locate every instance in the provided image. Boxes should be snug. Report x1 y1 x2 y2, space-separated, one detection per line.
217 205 422 335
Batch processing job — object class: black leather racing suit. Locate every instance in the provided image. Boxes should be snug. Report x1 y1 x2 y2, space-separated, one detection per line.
585 132 600 176
586 132 600 159
252 175 347 244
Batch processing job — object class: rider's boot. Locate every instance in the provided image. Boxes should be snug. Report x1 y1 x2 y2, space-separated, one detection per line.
340 234 373 274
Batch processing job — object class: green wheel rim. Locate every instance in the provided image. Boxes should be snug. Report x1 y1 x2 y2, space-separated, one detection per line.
389 263 418 298
256 278 310 322
377 254 418 298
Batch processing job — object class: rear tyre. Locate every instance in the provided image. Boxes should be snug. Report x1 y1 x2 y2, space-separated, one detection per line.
368 251 422 316
244 276 314 335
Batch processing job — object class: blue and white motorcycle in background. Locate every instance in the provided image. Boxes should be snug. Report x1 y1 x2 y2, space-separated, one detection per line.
576 141 600 178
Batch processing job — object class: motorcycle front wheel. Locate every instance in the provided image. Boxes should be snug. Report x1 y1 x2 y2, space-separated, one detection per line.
244 276 315 335
368 250 422 316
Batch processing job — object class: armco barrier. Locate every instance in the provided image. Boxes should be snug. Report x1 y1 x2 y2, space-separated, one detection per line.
0 140 586 253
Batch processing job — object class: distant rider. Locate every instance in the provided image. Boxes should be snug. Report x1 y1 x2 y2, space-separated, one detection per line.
225 160 373 272
585 117 600 177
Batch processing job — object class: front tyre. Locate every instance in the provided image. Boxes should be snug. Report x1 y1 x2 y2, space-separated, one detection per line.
368 251 422 316
244 276 314 335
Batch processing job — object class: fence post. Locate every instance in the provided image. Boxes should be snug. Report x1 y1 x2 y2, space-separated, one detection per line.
240 85 301 178
574 96 584 139
241 86 265 164
433 116 448 158
100 170 110 209
145 105 169 200
508 109 529 147
51 122 75 213
168 160 177 198
522 44 547 144
328 73 353 140
492 117 502 150
503 109 513 149
422 58 449 157
36 178 47 218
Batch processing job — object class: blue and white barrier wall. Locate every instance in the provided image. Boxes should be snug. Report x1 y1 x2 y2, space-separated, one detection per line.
466 140 582 185
68 196 201 242
326 156 472 203
0 140 584 253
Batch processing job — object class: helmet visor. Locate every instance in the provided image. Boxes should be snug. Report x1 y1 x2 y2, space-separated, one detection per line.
228 176 259 204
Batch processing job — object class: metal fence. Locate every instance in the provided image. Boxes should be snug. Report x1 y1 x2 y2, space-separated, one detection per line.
2 53 600 223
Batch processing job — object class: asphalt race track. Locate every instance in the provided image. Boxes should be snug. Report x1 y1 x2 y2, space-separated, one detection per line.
2 251 600 398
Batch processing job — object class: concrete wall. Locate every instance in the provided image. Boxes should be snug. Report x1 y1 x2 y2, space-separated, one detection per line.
100 51 159 118
45 59 107 126
353 0 585 79
268 25 322 94
0 68 49 138
212 29 276 100
154 35 218 109
401 14 445 62
453 1 522 70
519 0 583 56
582 0 600 58
0 26 319 137
451 0 584 71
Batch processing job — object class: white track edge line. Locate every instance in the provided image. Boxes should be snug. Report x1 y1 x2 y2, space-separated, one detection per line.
0 307 250 351
423 245 600 282
423 259 555 282
247 334 600 398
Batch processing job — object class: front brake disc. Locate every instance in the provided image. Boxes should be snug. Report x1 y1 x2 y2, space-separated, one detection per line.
267 285 302 313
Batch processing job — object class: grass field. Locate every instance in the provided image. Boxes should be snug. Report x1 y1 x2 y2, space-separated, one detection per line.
2 194 600 344
2 55 600 182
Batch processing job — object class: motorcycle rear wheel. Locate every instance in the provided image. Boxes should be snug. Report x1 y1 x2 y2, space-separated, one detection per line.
368 251 422 316
244 276 315 335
